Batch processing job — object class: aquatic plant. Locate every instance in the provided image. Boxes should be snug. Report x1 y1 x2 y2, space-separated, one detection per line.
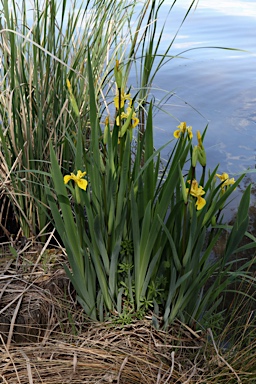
48 55 254 328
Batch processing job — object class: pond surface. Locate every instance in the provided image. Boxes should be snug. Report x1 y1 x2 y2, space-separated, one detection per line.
151 0 256 189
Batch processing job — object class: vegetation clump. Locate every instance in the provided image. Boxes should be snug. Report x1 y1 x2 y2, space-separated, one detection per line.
0 0 255 382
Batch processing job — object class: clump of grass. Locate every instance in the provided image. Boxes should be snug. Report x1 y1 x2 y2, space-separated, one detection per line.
0 0 160 238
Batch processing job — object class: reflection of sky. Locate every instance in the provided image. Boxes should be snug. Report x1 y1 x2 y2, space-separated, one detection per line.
151 0 256 185
7 0 256 23
165 0 256 19
196 0 256 18
157 2 256 54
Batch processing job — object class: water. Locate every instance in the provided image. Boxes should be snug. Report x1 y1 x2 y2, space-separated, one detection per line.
151 0 256 188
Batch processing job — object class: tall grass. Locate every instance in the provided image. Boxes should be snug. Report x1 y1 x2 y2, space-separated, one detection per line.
0 0 154 237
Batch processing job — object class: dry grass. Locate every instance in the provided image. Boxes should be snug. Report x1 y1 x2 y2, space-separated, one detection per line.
0 321 202 384
1 320 255 383
0 243 255 383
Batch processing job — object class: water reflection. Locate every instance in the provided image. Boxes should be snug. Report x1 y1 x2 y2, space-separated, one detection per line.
164 0 256 19
151 0 256 187
195 0 256 19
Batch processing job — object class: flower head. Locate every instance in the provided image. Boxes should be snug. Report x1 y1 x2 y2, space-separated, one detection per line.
174 122 193 139
188 179 205 197
114 90 132 110
116 106 139 129
64 170 88 190
186 179 206 210
216 172 235 191
216 172 235 185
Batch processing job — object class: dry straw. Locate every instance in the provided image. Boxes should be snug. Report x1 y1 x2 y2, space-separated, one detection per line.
0 245 255 383
1 320 255 383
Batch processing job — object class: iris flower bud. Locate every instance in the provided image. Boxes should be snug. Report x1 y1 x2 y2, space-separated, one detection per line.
114 60 122 89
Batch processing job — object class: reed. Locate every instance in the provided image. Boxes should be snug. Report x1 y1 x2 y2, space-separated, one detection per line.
0 0 151 237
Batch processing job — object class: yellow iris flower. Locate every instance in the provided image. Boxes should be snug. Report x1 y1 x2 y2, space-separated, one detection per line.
189 179 205 197
186 179 206 210
174 122 193 139
64 170 88 191
216 172 235 193
116 107 139 129
216 172 235 186
114 91 132 110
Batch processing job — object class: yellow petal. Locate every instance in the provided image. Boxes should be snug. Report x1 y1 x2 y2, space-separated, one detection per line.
125 93 132 103
77 178 88 191
173 130 181 139
226 177 235 185
190 179 205 197
114 92 131 110
77 170 86 179
131 111 139 128
177 122 186 132
187 126 193 139
132 116 139 128
197 130 202 147
121 111 128 119
126 107 132 115
114 95 122 109
116 111 128 126
216 172 229 182
196 196 206 210
223 177 235 186
197 186 205 196
64 175 72 184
